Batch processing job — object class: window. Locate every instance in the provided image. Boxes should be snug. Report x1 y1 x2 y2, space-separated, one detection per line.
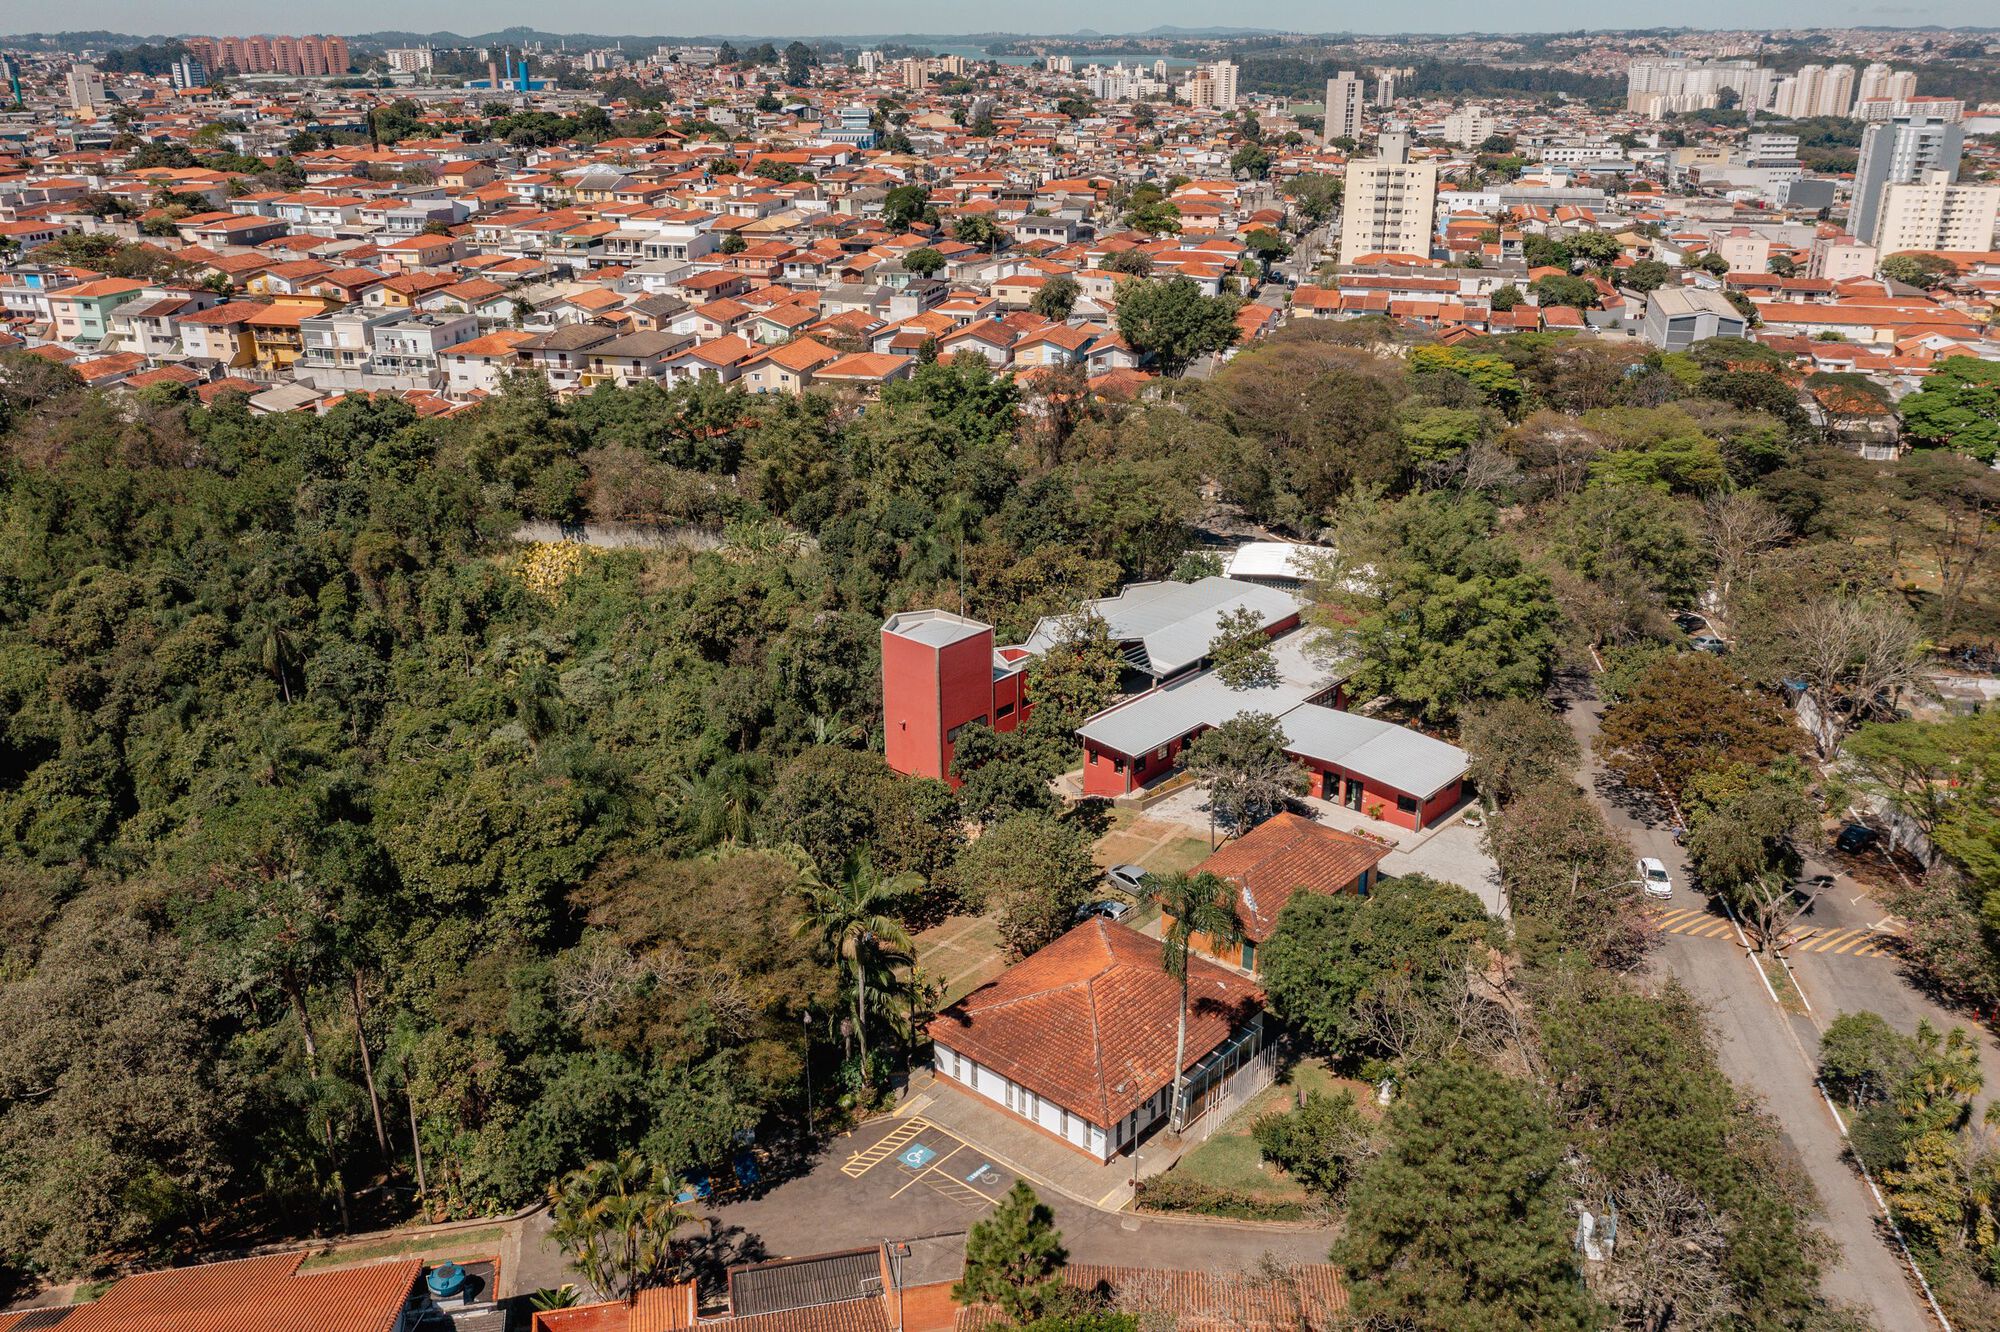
1113 757 1126 774
1396 795 1419 814
997 701 1014 719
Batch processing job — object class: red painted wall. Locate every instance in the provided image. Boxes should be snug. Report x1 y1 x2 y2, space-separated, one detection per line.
883 628 945 779
934 630 996 783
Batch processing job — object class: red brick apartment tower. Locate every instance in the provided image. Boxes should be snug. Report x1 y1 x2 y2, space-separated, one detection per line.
881 610 1028 784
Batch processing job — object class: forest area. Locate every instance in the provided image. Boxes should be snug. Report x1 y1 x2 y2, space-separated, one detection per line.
1 318 1997 1328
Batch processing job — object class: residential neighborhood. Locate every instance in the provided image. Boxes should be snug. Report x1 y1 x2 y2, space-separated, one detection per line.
1 14 1999 1332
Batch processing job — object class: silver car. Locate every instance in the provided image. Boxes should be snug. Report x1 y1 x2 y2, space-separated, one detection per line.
1104 864 1150 895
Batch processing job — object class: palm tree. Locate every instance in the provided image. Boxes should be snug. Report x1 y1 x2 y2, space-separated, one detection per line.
548 1152 697 1301
677 753 769 848
792 857 917 1085
1153 870 1242 1130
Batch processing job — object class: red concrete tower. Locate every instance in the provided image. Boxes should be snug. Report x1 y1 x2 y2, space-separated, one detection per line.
881 610 1027 784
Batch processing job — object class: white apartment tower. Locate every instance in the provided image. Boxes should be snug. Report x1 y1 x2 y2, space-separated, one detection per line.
1442 106 1496 149
1208 60 1239 111
66 63 106 116
1872 171 2000 255
1850 114 1964 246
1339 128 1438 263
1324 71 1364 143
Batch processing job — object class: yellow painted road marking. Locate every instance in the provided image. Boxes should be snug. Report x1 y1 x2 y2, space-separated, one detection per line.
842 1118 929 1178
1832 933 1871 955
890 1143 966 1199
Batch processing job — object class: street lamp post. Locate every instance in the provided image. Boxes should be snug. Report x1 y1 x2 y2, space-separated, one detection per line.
802 1008 813 1136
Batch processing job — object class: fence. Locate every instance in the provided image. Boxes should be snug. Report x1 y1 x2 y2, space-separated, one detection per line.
1173 1040 1278 1145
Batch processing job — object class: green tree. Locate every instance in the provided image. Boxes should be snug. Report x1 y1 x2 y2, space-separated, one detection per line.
1489 283 1522 311
1457 699 1579 807
1030 274 1081 321
1154 870 1240 1124
955 1181 1068 1321
954 814 1096 957
1819 1011 1919 1109
547 1152 696 1300
1880 252 1958 291
1282 173 1342 225
1099 248 1153 277
1336 1061 1600 1332
1251 1087 1375 1199
1531 273 1599 310
1123 199 1182 236
1177 712 1308 839
1899 356 2000 462
1623 259 1672 292
1208 605 1278 688
1259 875 1489 1059
882 184 930 232
792 858 917 1082
1114 277 1240 378
903 246 946 277
952 213 1006 251
1324 493 1559 721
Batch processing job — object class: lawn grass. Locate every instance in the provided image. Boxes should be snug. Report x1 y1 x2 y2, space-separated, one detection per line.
1170 1059 1365 1207
297 1225 506 1271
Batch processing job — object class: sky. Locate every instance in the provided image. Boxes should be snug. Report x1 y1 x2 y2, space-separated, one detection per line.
1 0 1992 36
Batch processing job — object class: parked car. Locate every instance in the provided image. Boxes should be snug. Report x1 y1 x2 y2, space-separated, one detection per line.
1103 864 1150 895
1688 635 1728 655
1638 856 1675 900
1835 824 1878 854
1075 899 1133 923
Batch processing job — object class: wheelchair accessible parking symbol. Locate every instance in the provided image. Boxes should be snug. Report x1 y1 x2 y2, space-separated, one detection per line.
897 1144 938 1170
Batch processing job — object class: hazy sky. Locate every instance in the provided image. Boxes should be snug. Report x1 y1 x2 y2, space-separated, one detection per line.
2 0 1988 36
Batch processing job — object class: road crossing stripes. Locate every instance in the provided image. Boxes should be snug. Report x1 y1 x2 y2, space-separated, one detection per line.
1647 906 1902 959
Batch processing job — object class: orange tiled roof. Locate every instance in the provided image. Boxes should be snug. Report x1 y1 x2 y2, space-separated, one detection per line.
928 920 1262 1128
54 1252 419 1332
1195 811 1390 942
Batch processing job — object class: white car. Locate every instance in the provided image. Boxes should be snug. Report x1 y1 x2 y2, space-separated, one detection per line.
1638 857 1674 900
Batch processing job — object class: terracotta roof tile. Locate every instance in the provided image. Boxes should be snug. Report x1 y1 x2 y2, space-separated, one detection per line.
928 920 1261 1128
1195 812 1391 942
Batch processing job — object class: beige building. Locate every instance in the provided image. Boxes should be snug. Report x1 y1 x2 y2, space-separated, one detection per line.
1442 106 1496 149
1807 232 1878 281
1338 130 1438 262
1872 170 2000 255
1324 71 1365 142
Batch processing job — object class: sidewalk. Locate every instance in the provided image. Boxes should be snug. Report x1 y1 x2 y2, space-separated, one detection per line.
900 1074 1181 1212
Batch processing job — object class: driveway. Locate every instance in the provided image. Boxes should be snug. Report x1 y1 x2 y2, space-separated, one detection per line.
1561 681 1939 1330
699 1112 1330 1273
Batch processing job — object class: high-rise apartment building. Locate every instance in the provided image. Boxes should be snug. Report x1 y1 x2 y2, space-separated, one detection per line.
169 56 208 89
384 47 434 73
899 57 927 91
1850 114 1964 247
65 64 105 115
1208 60 1238 111
1339 128 1438 263
1442 106 1496 149
1625 57 1772 116
1324 70 1364 143
1772 63 1857 118
184 35 351 78
1373 70 1398 107
1872 171 2000 255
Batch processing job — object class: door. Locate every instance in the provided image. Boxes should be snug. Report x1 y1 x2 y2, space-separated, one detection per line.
1343 775 1363 811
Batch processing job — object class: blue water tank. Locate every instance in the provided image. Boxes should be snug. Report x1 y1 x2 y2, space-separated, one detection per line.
426 1263 467 1298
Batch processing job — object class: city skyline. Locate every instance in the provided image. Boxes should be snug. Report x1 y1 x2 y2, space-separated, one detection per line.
9 3 2000 39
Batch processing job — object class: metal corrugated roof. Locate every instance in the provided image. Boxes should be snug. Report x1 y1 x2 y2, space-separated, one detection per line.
1023 577 1303 677
1279 705 1467 799
728 1249 882 1317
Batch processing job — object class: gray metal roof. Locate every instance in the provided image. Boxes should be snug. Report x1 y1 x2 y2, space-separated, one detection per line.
1024 577 1303 678
882 608 989 649
1279 705 1468 799
1077 668 1311 756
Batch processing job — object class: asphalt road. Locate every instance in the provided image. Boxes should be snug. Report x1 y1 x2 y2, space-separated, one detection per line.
1561 682 1937 1331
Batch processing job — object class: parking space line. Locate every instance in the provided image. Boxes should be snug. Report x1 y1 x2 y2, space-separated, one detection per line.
841 1118 930 1178
891 1144 966 1199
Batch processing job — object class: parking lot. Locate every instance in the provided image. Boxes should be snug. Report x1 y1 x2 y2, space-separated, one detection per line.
838 1116 1024 1214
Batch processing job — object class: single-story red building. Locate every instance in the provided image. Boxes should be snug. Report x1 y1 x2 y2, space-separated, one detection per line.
1076 645 1466 831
